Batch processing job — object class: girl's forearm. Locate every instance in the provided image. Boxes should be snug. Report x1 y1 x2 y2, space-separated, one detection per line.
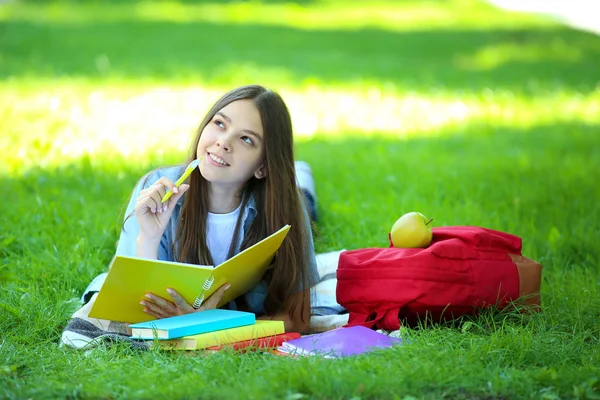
258 289 311 333
258 304 311 334
136 235 161 259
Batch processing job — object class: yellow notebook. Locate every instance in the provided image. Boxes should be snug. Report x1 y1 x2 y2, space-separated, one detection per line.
89 225 291 323
153 320 285 350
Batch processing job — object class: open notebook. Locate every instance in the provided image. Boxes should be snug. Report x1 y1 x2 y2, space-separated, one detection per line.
89 225 290 323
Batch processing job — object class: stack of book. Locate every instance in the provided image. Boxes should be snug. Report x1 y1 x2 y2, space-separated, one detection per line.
84 225 298 351
129 309 299 351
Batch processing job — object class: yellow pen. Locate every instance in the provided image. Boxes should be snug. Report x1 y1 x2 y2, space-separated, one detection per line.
161 158 201 203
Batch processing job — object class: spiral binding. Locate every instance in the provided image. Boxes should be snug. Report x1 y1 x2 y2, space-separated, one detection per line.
192 275 215 309
203 276 214 290
192 294 204 309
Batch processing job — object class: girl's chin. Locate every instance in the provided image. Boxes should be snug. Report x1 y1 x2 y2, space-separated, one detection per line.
198 168 226 184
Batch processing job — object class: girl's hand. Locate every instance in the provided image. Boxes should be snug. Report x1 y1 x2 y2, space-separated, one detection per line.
134 177 189 242
140 284 231 319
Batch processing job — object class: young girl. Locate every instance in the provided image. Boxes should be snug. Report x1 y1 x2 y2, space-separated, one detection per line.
82 85 319 333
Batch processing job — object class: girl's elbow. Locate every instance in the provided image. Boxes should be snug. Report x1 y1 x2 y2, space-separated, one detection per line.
293 318 311 335
292 311 311 334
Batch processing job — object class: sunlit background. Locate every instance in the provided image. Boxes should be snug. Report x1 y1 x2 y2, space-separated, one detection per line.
1 0 599 174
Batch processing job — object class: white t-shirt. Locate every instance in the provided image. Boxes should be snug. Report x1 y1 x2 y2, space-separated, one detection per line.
206 203 243 267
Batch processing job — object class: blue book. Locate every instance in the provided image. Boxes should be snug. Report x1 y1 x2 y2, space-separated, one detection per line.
129 309 255 340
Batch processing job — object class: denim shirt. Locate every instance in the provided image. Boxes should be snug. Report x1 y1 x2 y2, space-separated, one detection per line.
83 165 319 316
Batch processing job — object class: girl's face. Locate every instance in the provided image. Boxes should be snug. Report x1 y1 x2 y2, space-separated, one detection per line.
197 99 266 190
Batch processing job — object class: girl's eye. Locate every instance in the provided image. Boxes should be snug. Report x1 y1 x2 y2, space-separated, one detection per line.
214 119 225 129
241 136 254 145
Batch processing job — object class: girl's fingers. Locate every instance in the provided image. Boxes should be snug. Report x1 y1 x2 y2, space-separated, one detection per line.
138 193 160 213
167 184 190 209
138 188 169 214
137 177 182 214
140 177 177 198
147 192 166 213
166 288 195 314
143 294 178 316
142 302 169 319
145 184 168 211
199 283 230 311
152 177 178 199
150 183 167 198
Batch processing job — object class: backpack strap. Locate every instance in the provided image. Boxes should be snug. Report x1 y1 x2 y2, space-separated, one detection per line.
380 309 401 330
345 312 379 328
345 308 403 331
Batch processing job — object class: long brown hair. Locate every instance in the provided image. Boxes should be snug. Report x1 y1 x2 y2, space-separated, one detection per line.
176 85 315 322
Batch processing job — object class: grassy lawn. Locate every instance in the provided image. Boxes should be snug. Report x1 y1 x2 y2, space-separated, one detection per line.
1 0 599 398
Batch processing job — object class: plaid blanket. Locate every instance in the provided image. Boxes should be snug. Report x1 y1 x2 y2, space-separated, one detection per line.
60 251 348 349
309 250 349 331
60 293 148 350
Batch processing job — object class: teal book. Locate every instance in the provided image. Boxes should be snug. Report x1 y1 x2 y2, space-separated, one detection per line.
129 309 256 340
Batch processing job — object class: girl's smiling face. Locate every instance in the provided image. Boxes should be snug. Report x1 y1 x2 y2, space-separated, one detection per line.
197 99 266 189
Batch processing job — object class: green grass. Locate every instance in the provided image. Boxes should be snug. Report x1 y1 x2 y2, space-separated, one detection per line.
1 0 599 398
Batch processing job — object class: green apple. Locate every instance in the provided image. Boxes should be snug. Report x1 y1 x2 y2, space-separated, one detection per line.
390 212 434 248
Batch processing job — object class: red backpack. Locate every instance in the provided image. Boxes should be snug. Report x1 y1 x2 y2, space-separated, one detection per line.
336 226 542 331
